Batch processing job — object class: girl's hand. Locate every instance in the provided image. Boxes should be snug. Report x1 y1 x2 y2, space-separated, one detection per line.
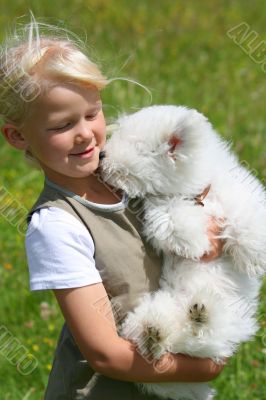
155 353 227 382
200 216 224 262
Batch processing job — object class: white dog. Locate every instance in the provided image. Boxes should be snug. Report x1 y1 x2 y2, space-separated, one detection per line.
101 105 266 400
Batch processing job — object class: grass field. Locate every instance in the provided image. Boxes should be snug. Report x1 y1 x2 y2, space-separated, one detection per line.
0 1 265 399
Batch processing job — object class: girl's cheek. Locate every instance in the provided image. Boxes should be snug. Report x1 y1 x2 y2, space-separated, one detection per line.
47 136 68 150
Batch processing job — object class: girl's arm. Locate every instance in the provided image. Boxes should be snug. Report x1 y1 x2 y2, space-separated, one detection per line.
53 283 225 383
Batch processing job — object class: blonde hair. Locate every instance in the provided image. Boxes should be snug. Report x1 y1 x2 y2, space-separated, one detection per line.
0 15 109 126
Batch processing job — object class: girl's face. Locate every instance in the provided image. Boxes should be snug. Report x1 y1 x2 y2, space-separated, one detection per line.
20 83 106 187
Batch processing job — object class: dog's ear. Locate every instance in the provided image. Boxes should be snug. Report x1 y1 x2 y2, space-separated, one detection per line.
167 134 182 158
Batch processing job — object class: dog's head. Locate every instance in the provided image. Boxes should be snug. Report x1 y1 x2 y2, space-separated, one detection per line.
101 105 218 197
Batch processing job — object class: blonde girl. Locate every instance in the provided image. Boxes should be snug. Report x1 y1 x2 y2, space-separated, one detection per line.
1 18 225 400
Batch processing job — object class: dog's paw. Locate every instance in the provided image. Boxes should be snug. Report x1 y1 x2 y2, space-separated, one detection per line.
182 240 211 260
189 303 208 325
139 325 166 359
144 198 212 259
175 230 211 260
149 222 211 260
164 204 211 260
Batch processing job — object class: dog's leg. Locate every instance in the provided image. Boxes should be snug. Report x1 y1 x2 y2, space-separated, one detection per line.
137 381 216 400
120 291 179 360
215 165 266 277
143 197 211 260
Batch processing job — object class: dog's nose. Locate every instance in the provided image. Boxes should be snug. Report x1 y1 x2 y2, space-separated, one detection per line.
99 151 106 160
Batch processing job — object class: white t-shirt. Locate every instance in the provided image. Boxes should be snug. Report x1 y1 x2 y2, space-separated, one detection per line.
26 191 128 291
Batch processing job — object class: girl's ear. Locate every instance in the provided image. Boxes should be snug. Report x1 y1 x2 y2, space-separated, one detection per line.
1 124 28 150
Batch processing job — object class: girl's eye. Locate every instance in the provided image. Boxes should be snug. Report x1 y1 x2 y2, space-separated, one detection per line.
85 113 97 121
48 123 71 131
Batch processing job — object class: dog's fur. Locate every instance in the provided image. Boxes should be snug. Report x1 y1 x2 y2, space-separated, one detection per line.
101 105 266 400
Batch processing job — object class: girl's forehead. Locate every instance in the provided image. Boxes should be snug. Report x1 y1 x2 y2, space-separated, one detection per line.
22 83 102 125
33 83 101 110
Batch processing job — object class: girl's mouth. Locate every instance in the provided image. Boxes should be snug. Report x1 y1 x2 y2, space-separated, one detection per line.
71 147 95 158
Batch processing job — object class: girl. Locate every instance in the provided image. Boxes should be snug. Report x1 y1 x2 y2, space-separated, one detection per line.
1 18 225 400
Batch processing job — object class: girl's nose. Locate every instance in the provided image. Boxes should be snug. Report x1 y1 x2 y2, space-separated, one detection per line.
74 121 94 144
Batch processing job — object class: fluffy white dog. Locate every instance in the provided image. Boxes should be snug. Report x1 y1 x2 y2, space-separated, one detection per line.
101 105 266 400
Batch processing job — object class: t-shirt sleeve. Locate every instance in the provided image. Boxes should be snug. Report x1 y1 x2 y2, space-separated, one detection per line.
25 207 102 291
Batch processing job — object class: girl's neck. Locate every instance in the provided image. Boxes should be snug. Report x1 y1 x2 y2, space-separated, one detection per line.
45 171 123 205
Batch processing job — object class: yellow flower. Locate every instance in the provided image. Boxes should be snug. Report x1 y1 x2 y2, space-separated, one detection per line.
32 344 39 352
43 337 55 346
48 324 55 332
46 364 52 371
3 263 13 270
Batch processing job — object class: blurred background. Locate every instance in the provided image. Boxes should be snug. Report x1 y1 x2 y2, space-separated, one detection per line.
0 1 265 399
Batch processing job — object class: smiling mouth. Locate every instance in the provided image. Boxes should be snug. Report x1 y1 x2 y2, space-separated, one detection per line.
71 147 95 157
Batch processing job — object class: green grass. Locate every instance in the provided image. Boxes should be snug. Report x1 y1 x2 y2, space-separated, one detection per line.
0 1 265 399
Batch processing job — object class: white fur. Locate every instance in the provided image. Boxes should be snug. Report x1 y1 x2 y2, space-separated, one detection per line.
101 105 266 400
